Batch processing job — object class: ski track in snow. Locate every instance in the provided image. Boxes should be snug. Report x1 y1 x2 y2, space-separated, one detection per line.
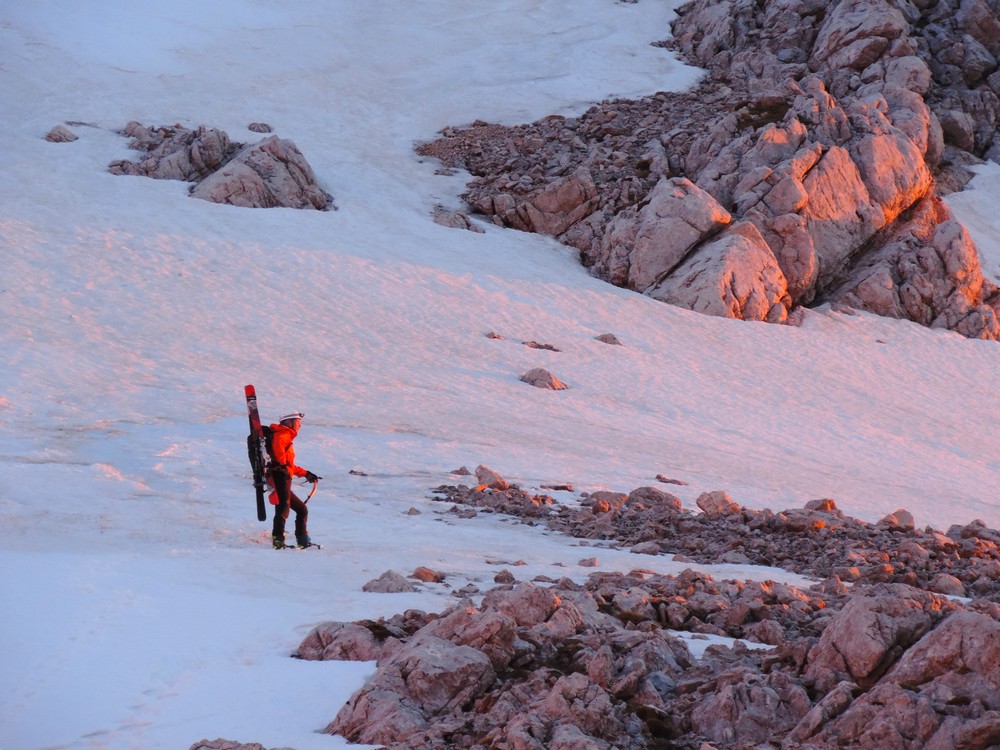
2 1 1000 748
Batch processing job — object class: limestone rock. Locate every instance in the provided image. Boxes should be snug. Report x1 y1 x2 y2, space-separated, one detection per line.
695 490 741 517
482 168 598 236
646 221 791 323
474 465 509 490
804 584 952 692
928 573 966 596
363 570 418 593
804 611 1000 748
520 367 569 390
691 669 811 745
589 490 628 514
191 135 331 210
44 124 77 142
879 508 916 531
432 206 485 233
109 123 236 181
296 621 387 662
413 0 1000 340
595 177 732 291
109 122 332 210
829 196 1000 339
327 635 496 745
810 0 908 72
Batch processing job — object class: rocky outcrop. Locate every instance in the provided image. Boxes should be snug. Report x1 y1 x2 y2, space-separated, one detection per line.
109 122 333 210
828 195 1000 338
191 136 331 210
587 177 731 290
645 221 791 323
308 568 999 750
431 482 1000 600
109 122 237 181
797 608 1000 748
210 469 1000 750
417 0 1000 338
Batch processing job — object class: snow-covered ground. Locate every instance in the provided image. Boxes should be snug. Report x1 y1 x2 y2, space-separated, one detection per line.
2 2 1000 749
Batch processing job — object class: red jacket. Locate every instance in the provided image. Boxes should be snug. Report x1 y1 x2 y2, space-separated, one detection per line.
269 423 308 478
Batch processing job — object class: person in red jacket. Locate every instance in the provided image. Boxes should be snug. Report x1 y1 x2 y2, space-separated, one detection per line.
268 411 320 549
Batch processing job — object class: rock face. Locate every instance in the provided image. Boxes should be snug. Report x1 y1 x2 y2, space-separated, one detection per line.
191 136 331 210
322 581 698 750
109 122 333 210
310 569 1000 750
417 0 1000 338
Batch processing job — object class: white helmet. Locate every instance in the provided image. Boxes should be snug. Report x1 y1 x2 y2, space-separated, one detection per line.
279 411 304 424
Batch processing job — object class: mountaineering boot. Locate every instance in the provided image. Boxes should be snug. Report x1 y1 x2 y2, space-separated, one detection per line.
296 534 312 549
272 535 287 550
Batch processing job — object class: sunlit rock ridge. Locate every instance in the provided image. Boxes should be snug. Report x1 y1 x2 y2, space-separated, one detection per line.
419 0 1000 339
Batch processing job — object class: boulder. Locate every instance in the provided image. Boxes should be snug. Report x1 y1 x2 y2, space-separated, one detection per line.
625 486 683 512
878 508 916 531
44 124 77 142
484 168 598 236
589 490 628 514
595 177 732 290
694 490 741 517
296 621 387 662
191 135 331 209
594 333 623 345
520 367 569 390
810 0 908 72
432 206 485 233
480 582 562 627
327 635 496 745
419 605 519 670
804 584 952 692
475 465 510 491
804 611 1000 748
691 669 811 745
927 573 966 596
646 222 791 323
109 124 235 181
829 196 1000 339
363 570 418 593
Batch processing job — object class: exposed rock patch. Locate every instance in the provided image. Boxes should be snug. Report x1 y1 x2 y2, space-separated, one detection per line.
108 122 333 210
416 0 1000 338
430 483 1000 601
308 570 999 750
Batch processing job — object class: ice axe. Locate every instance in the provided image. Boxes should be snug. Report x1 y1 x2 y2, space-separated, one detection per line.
302 473 321 503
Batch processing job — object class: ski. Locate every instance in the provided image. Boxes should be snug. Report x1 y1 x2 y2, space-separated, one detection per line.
276 543 323 550
245 384 268 522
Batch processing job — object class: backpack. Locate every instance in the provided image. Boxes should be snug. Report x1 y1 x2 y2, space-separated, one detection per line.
261 425 278 465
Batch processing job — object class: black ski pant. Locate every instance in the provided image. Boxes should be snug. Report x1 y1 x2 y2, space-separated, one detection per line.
271 469 308 541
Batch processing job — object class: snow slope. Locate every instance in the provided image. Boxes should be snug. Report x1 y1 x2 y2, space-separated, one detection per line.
1 1 999 748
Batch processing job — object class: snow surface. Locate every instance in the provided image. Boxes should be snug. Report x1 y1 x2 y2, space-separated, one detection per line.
2 1 1000 748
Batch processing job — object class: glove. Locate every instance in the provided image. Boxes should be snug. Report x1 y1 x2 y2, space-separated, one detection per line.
305 471 321 482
